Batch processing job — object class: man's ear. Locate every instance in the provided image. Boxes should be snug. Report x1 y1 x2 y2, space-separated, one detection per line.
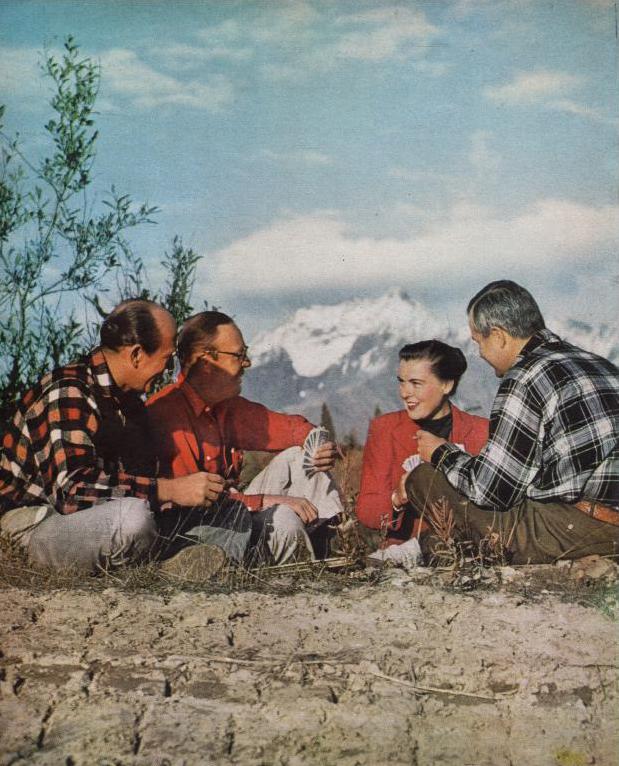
490 327 508 348
129 345 143 368
186 352 209 378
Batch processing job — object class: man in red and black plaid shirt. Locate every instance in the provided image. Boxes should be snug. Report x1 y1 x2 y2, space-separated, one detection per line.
0 299 225 573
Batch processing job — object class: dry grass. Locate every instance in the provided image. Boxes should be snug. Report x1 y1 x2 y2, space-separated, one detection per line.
0 446 376 595
421 496 509 590
0 531 381 596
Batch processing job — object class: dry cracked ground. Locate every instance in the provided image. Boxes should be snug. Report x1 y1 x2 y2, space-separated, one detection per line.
1 563 618 766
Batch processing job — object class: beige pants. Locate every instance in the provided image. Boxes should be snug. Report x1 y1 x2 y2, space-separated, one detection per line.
406 463 619 564
1 498 157 573
247 446 344 564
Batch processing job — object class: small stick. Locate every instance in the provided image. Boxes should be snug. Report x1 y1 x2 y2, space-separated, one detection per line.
235 568 280 588
200 653 353 668
98 568 124 584
367 670 516 701
258 556 351 573
201 655 274 667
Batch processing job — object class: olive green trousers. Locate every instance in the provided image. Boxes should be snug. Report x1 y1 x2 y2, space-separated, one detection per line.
405 464 619 564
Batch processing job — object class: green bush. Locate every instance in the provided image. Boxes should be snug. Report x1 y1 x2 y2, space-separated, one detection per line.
0 37 203 425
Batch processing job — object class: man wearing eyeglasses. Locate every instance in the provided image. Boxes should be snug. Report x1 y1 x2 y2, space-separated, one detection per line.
147 311 343 564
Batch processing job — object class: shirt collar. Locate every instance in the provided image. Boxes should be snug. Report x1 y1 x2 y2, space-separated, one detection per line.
88 347 124 400
516 328 561 362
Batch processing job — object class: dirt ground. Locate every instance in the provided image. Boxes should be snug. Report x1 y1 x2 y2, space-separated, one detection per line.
1 560 618 766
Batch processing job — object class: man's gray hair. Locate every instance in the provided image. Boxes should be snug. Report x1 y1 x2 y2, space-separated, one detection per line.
467 280 545 338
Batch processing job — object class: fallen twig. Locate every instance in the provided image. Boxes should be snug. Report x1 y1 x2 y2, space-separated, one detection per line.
200 652 356 668
201 654 274 667
367 670 517 701
257 556 353 573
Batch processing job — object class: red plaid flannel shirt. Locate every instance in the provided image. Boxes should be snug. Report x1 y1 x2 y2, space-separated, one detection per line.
0 349 157 515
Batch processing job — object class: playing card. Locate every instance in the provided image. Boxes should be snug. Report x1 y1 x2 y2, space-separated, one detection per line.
302 426 331 477
402 454 421 472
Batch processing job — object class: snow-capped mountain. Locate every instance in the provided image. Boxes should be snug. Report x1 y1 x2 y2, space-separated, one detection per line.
241 289 618 440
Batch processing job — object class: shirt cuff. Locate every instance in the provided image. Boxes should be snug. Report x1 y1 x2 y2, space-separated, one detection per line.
235 492 264 512
430 442 460 467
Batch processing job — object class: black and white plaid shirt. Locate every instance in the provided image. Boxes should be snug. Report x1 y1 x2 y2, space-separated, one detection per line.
432 329 619 511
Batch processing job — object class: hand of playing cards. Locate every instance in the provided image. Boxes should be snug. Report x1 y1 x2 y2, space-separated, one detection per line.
302 426 332 478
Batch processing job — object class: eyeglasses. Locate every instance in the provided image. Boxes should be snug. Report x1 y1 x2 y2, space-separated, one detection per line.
205 345 250 363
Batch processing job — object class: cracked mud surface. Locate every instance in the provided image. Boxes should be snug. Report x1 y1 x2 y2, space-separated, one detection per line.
1 570 618 766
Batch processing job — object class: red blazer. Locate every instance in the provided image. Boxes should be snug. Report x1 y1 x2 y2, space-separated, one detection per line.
355 405 489 534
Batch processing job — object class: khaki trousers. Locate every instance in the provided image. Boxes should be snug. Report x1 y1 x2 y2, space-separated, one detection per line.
405 464 619 564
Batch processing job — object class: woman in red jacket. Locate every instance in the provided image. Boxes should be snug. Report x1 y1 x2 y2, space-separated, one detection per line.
356 339 489 548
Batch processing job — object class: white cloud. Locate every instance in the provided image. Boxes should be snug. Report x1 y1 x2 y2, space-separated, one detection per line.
211 4 443 82
261 149 333 166
98 49 234 111
329 7 439 61
484 69 615 124
205 200 618 295
485 69 584 104
248 2 319 44
0 46 61 106
155 43 252 69
197 4 317 49
547 98 615 125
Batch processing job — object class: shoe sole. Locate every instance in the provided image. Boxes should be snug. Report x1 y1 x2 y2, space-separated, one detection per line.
159 544 227 583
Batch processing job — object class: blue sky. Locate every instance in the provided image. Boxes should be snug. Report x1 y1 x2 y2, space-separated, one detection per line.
1 0 617 337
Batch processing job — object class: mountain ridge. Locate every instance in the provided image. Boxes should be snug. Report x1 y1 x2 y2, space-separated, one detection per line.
242 290 618 440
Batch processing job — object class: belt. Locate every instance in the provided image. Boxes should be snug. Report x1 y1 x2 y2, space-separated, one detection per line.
574 500 619 527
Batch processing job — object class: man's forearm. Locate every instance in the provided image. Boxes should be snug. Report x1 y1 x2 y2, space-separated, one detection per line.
431 442 531 511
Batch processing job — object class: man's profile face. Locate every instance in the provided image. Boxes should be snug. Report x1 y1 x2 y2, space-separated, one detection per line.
469 319 509 378
131 312 177 393
195 322 251 403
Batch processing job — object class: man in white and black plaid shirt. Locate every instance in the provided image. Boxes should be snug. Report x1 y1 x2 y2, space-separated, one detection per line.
406 280 619 563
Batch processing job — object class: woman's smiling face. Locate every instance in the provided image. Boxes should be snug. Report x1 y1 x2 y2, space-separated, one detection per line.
397 358 453 421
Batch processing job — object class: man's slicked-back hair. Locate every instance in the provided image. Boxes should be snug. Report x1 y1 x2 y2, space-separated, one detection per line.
467 280 545 338
100 299 167 355
177 310 235 368
399 339 468 396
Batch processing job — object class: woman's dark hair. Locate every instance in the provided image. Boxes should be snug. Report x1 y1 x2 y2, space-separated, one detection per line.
177 311 235 368
398 339 467 396
100 299 165 355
